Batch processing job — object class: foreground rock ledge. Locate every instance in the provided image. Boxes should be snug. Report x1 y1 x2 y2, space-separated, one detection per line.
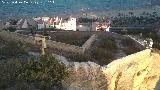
102 49 160 90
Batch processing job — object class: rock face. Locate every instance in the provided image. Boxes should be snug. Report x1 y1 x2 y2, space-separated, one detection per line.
102 49 160 90
56 49 160 90
63 62 107 90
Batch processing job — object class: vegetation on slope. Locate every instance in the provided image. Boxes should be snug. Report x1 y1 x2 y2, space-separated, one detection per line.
49 32 91 46
0 55 68 90
66 33 118 65
0 41 27 57
90 34 117 65
121 38 141 55
0 40 68 90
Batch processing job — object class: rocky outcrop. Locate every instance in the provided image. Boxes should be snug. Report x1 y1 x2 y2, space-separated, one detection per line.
102 49 160 90
55 49 160 90
54 54 107 90
63 62 107 90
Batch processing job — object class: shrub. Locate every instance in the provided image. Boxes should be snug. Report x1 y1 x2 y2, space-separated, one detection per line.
7 27 17 32
122 47 140 55
153 41 160 50
0 59 21 89
0 41 26 57
121 38 141 55
67 54 92 62
17 55 68 89
92 48 113 60
99 37 117 51
121 38 134 47
0 55 68 89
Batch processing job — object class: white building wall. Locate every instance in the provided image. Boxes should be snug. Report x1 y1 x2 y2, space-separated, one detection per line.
21 19 28 28
105 26 110 32
60 17 77 31
42 17 50 22
69 18 76 31
37 16 77 31
17 19 23 25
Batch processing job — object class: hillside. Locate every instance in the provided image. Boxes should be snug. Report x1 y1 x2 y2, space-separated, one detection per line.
0 0 151 19
1 30 160 89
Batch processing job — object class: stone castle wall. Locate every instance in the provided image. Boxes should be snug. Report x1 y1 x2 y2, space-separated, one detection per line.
47 40 83 54
82 34 97 53
0 30 99 54
0 30 145 55
111 32 145 50
126 35 146 49
0 30 84 54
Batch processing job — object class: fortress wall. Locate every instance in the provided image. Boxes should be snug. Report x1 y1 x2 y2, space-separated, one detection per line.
126 35 146 50
0 30 145 55
0 30 84 54
111 32 145 50
47 40 83 54
82 34 97 53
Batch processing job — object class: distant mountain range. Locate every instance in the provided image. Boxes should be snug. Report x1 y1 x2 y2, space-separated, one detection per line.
0 0 158 19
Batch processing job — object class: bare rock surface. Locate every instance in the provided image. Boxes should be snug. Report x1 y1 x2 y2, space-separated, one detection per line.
102 49 160 90
63 62 107 90
55 49 160 90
